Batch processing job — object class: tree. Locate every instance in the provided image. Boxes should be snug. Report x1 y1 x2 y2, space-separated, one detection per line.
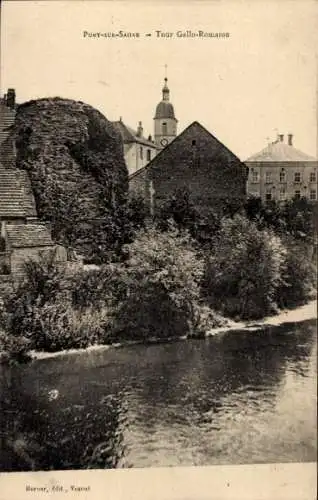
202 215 287 319
111 227 205 338
156 187 199 233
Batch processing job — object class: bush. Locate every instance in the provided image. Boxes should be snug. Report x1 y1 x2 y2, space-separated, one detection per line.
126 194 148 232
202 215 287 319
276 238 317 309
244 196 315 243
26 304 112 351
2 253 68 339
71 263 128 311
157 187 199 233
0 329 31 363
1 255 111 351
110 227 205 339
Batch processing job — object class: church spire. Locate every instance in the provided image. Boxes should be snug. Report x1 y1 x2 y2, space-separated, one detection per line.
162 77 170 101
162 65 169 101
154 65 178 148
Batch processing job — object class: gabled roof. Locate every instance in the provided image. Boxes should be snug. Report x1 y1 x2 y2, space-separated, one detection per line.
6 224 54 248
129 120 245 180
112 120 158 148
245 140 317 162
0 162 37 218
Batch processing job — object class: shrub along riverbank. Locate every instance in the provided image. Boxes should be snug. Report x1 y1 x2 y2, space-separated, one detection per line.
0 204 316 363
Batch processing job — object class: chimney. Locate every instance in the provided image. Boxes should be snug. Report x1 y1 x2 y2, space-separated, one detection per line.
279 134 284 142
288 133 293 146
136 121 143 137
148 134 152 141
6 88 16 109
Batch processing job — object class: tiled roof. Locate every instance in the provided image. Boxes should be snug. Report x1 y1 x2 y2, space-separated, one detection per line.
6 224 54 248
112 120 158 148
0 162 37 218
245 141 317 162
0 103 16 145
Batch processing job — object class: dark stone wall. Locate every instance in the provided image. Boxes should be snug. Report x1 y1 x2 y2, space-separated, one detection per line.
130 122 248 215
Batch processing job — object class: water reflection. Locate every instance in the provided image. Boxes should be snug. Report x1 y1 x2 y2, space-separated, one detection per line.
0 366 127 471
0 319 316 470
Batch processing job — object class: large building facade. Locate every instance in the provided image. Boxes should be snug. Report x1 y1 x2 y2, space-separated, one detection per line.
245 134 317 202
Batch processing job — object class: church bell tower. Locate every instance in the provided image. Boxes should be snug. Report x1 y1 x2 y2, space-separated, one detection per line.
154 73 177 149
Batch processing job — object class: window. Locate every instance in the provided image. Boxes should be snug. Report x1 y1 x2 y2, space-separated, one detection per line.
294 190 301 200
192 140 196 146
265 172 272 183
310 189 317 200
252 170 259 183
162 122 167 135
0 236 5 252
294 172 301 183
310 172 316 183
265 189 272 201
140 146 143 160
147 149 151 161
279 187 286 201
279 170 286 182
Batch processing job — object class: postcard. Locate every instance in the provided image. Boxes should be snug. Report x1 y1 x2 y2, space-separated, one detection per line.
0 1 317 499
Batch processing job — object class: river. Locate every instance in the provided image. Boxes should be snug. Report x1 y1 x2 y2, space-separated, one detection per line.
0 317 316 471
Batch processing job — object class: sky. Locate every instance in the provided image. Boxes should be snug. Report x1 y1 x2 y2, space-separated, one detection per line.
1 0 317 160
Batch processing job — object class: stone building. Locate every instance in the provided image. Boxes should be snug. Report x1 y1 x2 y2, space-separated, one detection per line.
129 121 248 216
3 224 59 277
0 160 67 278
112 119 159 176
0 90 68 279
113 77 178 175
245 134 317 202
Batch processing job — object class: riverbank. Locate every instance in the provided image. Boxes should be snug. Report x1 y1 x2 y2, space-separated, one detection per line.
20 299 316 363
206 300 317 335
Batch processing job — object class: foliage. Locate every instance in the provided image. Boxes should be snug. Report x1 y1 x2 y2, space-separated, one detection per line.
25 304 112 352
244 196 315 243
126 194 148 231
0 228 206 352
281 197 315 242
276 238 317 309
110 227 206 339
0 329 31 363
71 263 128 311
156 187 225 248
202 215 287 319
157 187 199 232
12 98 129 262
0 208 316 358
1 252 67 339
